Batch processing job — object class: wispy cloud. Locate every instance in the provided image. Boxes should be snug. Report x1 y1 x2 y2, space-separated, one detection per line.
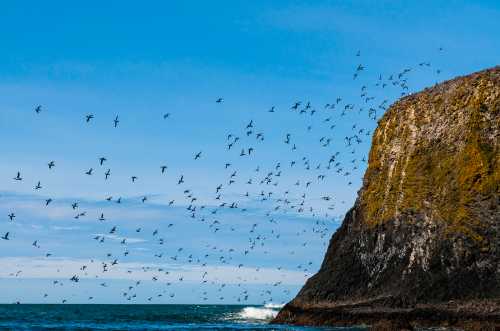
92 233 147 244
0 256 308 285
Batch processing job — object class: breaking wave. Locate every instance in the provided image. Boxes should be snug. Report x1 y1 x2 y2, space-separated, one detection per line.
263 303 285 309
235 303 284 321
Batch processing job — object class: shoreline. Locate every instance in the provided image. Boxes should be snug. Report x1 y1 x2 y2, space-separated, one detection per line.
272 299 500 330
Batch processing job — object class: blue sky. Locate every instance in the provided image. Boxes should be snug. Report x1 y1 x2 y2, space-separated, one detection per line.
0 1 498 304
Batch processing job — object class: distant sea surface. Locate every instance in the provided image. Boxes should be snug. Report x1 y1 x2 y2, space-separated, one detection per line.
0 304 366 331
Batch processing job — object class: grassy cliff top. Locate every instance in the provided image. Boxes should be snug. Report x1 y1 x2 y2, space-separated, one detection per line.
360 66 499 242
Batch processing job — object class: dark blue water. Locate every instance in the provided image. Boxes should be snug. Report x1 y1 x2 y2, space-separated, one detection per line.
0 304 366 330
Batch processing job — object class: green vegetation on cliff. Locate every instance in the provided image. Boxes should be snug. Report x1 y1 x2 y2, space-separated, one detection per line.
361 67 499 246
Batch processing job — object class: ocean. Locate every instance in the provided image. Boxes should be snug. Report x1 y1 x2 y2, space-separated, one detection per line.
0 304 367 330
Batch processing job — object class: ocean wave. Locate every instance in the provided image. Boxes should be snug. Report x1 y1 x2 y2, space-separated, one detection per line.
263 303 284 309
234 303 284 322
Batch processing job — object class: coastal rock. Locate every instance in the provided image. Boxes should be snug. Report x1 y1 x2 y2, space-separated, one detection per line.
273 66 500 330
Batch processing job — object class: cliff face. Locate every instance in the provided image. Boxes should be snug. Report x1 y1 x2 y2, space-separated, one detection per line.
274 67 500 329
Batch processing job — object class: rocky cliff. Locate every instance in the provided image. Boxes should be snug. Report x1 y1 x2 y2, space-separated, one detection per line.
273 66 500 330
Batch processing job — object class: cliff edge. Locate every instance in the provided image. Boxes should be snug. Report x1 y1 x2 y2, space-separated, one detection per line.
273 66 500 330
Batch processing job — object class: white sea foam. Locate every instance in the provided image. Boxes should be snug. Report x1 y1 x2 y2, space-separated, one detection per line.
264 303 285 309
236 303 284 321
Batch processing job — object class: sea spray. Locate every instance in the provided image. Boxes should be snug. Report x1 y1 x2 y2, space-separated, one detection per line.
236 303 285 321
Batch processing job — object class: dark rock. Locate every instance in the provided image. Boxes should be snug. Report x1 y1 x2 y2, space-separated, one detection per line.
369 319 413 331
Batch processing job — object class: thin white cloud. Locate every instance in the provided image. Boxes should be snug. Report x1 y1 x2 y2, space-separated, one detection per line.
92 233 147 244
0 257 308 285
51 226 82 231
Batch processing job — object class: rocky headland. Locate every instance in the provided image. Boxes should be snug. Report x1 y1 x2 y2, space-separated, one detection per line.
273 66 500 330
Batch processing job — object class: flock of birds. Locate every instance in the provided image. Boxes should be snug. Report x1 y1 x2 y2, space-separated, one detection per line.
1 50 444 305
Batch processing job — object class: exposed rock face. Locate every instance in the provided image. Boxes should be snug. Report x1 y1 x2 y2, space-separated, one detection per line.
273 67 500 330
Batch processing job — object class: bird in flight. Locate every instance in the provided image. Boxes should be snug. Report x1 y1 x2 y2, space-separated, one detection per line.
85 114 94 122
113 115 119 127
99 157 107 166
8 213 15 221
35 105 42 114
160 165 167 174
216 98 224 103
13 172 22 181
194 151 202 160
48 161 55 169
1 232 9 240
